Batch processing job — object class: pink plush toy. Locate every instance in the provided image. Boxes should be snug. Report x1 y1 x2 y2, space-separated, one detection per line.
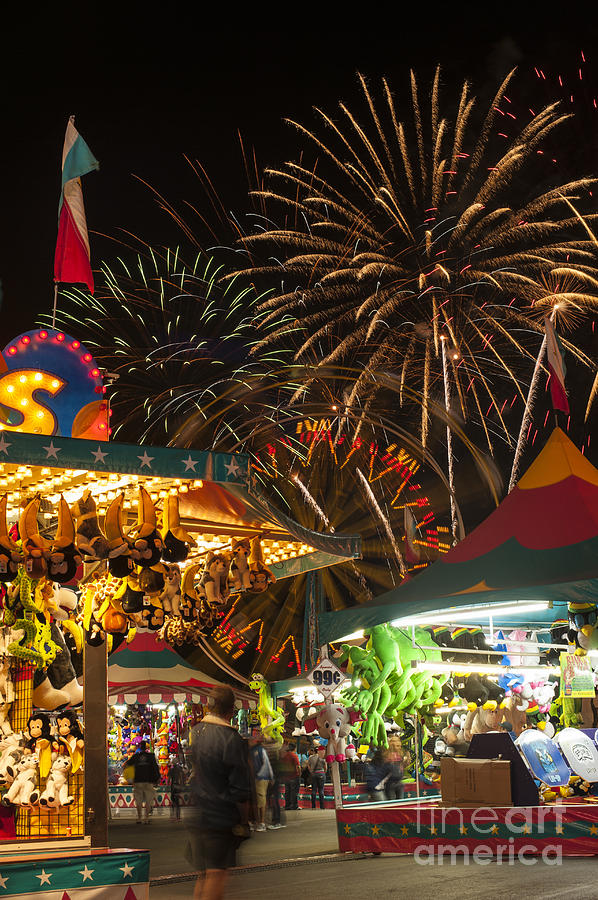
303 701 361 763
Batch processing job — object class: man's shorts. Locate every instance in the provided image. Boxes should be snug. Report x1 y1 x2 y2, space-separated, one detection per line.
189 828 240 871
134 782 155 809
255 778 269 805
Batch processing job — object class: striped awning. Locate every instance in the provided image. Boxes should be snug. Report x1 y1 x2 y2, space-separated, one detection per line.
108 632 255 708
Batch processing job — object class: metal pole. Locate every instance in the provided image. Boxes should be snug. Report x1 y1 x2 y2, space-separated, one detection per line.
331 760 343 809
84 639 108 847
413 714 421 800
51 284 58 330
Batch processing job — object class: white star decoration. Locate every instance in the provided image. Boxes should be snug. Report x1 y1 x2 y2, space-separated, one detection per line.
0 873 7 889
0 436 10 455
79 865 94 881
224 458 241 477
137 451 154 469
36 869 52 885
91 446 108 464
43 441 61 460
120 861 134 878
182 454 198 472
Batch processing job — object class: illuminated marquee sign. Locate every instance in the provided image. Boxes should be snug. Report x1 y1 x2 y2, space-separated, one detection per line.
0 329 107 439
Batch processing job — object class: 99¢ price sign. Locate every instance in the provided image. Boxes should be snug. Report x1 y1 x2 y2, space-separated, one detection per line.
307 659 346 697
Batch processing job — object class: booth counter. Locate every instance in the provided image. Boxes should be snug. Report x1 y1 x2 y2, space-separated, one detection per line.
337 800 598 857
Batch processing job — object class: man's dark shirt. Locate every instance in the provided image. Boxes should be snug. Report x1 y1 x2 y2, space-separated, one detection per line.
190 717 251 830
126 749 159 784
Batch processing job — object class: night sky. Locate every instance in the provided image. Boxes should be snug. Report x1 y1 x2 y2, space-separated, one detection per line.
4 21 598 338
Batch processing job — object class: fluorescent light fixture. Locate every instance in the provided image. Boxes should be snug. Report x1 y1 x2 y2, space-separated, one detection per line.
391 601 549 627
335 630 365 642
410 660 561 676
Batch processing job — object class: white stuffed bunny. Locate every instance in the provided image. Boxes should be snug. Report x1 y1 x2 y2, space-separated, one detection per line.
4 753 39 806
39 755 73 808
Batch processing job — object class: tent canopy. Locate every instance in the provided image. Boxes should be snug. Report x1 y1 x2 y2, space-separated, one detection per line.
319 428 598 643
108 631 255 707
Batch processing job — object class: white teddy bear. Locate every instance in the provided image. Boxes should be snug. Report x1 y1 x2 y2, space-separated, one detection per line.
4 753 39 806
39 755 73 808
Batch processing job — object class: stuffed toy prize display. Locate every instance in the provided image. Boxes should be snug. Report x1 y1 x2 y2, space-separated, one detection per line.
0 481 281 818
331 618 598 806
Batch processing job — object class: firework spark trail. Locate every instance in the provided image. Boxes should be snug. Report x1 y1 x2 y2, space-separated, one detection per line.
441 337 459 544
508 333 547 492
292 474 330 528
356 467 406 575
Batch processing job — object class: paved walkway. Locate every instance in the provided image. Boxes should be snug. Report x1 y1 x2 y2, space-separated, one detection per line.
148 854 593 899
109 808 340 879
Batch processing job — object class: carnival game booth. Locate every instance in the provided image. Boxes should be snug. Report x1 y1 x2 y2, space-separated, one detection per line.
319 428 598 857
107 632 256 815
0 426 359 896
273 674 441 808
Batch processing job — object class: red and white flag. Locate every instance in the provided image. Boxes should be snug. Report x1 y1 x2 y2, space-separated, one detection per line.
544 316 569 414
53 116 99 293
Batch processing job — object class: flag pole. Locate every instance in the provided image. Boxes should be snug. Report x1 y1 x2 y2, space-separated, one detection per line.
51 284 58 330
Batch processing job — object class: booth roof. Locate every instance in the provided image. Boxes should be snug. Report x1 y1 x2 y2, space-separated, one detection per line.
319 428 598 644
0 430 360 576
108 631 255 708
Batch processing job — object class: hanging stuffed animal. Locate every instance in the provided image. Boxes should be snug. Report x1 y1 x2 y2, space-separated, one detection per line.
71 490 110 560
0 652 14 737
0 734 24 784
228 538 252 592
4 752 40 806
115 573 145 615
179 564 204 622
248 673 285 742
200 552 230 607
463 705 506 741
247 537 276 594
546 620 569 665
48 496 82 583
53 711 84 773
39 754 73 808
160 564 182 615
453 674 489 711
161 494 194 563
134 597 165 632
138 564 166 598
567 602 598 654
128 487 163 568
303 700 360 763
105 494 135 578
23 712 52 777
19 497 51 579
0 495 22 582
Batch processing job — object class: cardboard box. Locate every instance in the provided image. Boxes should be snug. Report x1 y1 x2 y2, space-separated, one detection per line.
440 757 512 808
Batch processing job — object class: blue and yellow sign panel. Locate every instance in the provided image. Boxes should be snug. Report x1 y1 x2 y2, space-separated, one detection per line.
0 328 107 439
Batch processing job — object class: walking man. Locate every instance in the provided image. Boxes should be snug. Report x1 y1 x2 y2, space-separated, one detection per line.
279 740 301 810
307 746 327 809
125 740 160 824
189 686 251 900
